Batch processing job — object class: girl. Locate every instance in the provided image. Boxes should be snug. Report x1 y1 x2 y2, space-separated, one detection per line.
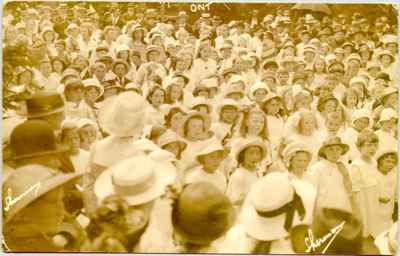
192 44 217 83
263 93 286 161
164 78 184 106
282 141 313 180
146 86 167 126
375 108 397 152
130 25 147 61
35 59 59 91
226 138 267 209
50 57 67 83
61 120 90 173
64 78 95 120
349 129 381 238
312 57 327 87
249 82 269 106
341 88 360 124
164 107 187 134
375 150 398 235
286 110 322 164
78 118 101 152
210 99 241 144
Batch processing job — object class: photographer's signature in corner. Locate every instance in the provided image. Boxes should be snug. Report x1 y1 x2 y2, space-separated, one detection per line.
4 182 41 212
305 221 345 253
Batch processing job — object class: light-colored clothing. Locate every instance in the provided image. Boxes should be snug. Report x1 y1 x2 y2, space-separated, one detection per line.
226 167 259 207
185 166 227 192
305 159 353 212
70 149 90 173
376 129 397 152
376 170 397 235
349 158 381 238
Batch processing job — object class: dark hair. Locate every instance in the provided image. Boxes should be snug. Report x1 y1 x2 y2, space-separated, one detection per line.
165 83 183 104
146 86 165 105
164 107 185 128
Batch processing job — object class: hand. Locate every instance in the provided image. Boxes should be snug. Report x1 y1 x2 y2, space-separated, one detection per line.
52 234 69 248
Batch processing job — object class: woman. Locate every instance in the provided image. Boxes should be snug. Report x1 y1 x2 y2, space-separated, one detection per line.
192 44 217 84
130 25 147 61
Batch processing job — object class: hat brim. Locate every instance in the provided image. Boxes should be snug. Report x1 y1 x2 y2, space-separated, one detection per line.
241 179 316 241
235 141 267 163
5 171 83 223
24 107 65 119
318 143 349 157
94 159 176 206
12 143 70 161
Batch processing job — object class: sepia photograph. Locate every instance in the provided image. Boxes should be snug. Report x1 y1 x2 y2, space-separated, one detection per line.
2 1 399 254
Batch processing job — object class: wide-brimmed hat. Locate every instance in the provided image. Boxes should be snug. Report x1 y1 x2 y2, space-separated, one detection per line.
317 94 339 112
282 141 312 168
10 120 69 161
217 98 240 116
83 78 104 100
112 58 130 72
241 172 316 241
145 45 163 60
3 164 83 223
376 148 397 163
351 108 371 124
157 129 187 151
377 50 395 63
64 23 79 36
379 108 397 123
24 91 65 118
232 138 267 163
223 86 245 98
189 96 212 112
61 68 80 84
64 77 84 92
262 92 281 106
172 182 235 245
94 155 176 206
318 136 349 158
196 142 226 163
98 92 148 137
379 87 397 103
249 82 269 100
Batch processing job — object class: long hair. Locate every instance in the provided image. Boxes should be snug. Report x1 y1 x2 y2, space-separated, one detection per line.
239 108 269 140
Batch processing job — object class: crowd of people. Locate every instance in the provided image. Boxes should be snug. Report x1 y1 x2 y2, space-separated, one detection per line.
2 2 398 254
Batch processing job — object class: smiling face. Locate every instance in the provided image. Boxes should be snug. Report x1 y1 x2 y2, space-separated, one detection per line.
323 145 343 163
186 117 205 140
221 106 238 123
290 151 311 173
199 150 224 172
242 146 263 168
150 88 165 107
378 154 397 174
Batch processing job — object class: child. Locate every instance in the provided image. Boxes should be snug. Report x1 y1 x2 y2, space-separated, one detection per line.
342 108 371 162
305 136 354 216
349 129 381 238
375 150 398 236
226 138 267 209
262 93 285 155
184 143 227 192
375 108 397 152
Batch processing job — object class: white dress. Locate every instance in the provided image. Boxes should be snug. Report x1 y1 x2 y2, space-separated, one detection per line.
349 158 381 238
376 170 397 235
184 166 227 193
226 166 259 207
376 129 397 152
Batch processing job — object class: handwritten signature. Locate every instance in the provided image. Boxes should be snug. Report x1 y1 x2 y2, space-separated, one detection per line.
305 221 345 253
4 182 41 212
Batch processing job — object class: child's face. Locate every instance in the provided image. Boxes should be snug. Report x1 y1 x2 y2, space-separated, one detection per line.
300 115 316 134
265 98 281 115
359 141 378 158
151 89 165 107
65 87 83 102
169 85 182 102
52 60 64 73
380 119 395 132
221 106 238 123
326 117 342 132
246 112 264 135
323 145 343 163
353 117 369 132
227 92 242 101
186 118 205 140
379 154 397 174
114 64 127 77
201 150 224 172
323 99 338 113
85 86 100 102
170 112 185 132
243 146 263 166
290 151 311 171
64 129 81 153
380 55 392 66
346 92 358 107
163 142 182 158
254 89 267 103
80 125 97 146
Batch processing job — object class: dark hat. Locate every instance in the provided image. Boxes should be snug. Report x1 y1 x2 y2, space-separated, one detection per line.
98 55 113 63
317 94 339 112
263 60 279 70
328 61 345 73
375 72 391 82
172 182 235 245
10 120 68 161
112 59 130 71
64 78 84 91
318 136 349 158
25 91 65 118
